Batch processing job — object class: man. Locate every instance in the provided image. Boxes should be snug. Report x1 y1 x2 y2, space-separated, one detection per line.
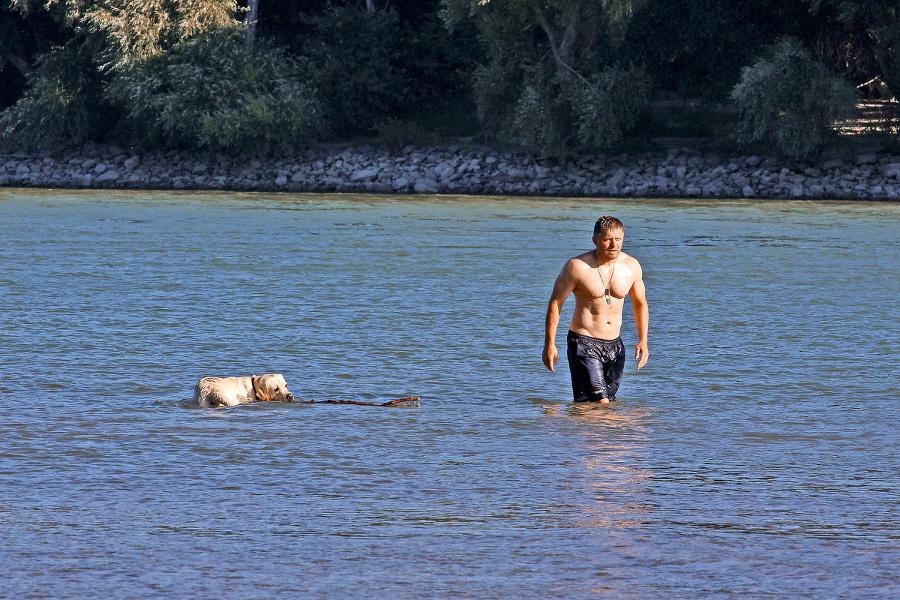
542 216 649 402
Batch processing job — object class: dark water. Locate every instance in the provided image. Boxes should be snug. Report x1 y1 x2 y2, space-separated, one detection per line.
1 189 898 599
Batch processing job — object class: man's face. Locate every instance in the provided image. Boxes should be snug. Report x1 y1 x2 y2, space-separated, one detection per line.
593 227 624 260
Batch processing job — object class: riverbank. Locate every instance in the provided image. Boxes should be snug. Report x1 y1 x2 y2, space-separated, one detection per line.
3 141 900 199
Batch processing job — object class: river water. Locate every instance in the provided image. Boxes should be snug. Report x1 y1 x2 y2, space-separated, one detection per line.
1 189 898 599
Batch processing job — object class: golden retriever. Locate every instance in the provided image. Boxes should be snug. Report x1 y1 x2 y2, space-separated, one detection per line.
193 374 295 408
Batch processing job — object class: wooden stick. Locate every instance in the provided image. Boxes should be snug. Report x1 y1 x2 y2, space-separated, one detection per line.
298 397 420 407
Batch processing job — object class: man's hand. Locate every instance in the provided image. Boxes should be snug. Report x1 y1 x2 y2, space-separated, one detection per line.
542 343 558 372
635 340 649 370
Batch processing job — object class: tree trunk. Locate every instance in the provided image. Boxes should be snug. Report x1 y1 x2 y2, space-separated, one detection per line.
245 0 259 47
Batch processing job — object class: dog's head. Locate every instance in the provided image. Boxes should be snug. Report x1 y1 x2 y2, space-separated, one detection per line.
254 374 295 403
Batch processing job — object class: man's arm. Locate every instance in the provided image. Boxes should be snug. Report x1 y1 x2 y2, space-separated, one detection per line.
543 261 577 372
629 262 649 370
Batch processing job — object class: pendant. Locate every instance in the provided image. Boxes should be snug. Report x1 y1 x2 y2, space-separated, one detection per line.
604 288 611 305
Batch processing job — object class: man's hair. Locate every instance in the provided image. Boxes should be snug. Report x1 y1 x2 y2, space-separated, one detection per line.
593 215 624 236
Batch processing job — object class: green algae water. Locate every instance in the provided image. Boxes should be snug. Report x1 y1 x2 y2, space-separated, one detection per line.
1 189 898 599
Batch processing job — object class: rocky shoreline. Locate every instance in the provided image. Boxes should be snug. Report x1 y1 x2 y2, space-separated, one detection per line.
3 142 900 200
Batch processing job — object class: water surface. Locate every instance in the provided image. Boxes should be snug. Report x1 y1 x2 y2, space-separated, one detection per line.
1 189 898 599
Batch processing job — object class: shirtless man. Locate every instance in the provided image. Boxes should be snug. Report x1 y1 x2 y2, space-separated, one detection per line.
542 216 649 402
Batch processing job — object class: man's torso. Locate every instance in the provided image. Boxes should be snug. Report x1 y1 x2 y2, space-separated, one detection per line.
568 250 638 340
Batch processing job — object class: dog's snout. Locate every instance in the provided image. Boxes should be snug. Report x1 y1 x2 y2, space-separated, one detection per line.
286 393 295 402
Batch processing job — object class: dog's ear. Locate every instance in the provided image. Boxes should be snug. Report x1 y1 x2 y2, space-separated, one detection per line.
255 376 273 402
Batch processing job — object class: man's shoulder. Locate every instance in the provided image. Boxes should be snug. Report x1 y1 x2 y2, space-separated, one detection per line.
564 251 596 273
620 252 643 274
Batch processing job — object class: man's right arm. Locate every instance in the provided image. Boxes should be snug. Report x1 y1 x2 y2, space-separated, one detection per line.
543 261 577 372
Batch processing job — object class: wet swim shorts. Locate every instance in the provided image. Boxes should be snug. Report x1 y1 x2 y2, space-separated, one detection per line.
566 330 626 402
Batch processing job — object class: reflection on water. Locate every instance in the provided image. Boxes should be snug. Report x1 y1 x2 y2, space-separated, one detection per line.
1 189 899 599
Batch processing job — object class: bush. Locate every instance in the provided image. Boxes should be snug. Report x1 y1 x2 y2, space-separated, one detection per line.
573 66 652 149
0 42 111 148
107 28 321 154
302 6 412 136
731 37 857 157
503 65 651 154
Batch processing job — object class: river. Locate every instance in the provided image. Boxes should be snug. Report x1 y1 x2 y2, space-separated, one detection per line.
1 189 898 599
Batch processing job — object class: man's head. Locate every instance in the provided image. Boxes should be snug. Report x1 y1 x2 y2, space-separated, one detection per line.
593 215 624 237
592 216 624 261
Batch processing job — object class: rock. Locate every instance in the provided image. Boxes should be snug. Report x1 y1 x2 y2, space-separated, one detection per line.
413 178 439 194
291 172 305 183
124 156 141 170
856 153 877 165
350 168 377 183
742 185 755 197
881 163 900 178
95 163 107 174
275 175 288 187
393 177 410 191
95 170 119 183
192 163 209 175
822 158 844 170
745 155 763 167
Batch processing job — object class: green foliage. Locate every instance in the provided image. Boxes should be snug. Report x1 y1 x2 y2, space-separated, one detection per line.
504 66 650 154
85 0 238 70
302 6 412 136
107 28 320 154
0 41 110 148
573 66 651 149
446 0 652 153
731 37 857 157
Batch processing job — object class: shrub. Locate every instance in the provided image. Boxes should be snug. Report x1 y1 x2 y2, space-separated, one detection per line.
302 6 411 136
0 42 111 148
504 65 651 154
573 66 652 149
731 36 857 157
107 28 321 154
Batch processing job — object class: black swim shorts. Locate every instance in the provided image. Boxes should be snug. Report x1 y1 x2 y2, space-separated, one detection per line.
566 330 626 402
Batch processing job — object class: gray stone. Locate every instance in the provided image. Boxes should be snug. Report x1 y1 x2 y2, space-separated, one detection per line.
95 170 119 183
822 158 844 170
94 163 107 174
745 155 763 167
193 163 209 175
881 163 900 178
856 153 878 165
413 178 439 194
275 175 288 187
124 156 141 170
742 185 755 197
350 168 378 183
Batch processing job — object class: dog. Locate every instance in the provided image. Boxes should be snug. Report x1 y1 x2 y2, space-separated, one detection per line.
193 374 295 408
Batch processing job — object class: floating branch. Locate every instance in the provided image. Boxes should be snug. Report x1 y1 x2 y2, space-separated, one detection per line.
300 397 421 407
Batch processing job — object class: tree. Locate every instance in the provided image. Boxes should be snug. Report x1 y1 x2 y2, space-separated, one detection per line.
731 36 856 157
443 0 651 153
1 0 324 149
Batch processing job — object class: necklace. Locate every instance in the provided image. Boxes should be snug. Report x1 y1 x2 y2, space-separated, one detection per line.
597 252 616 305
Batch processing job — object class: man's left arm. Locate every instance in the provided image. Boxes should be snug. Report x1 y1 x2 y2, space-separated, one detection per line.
630 262 649 370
